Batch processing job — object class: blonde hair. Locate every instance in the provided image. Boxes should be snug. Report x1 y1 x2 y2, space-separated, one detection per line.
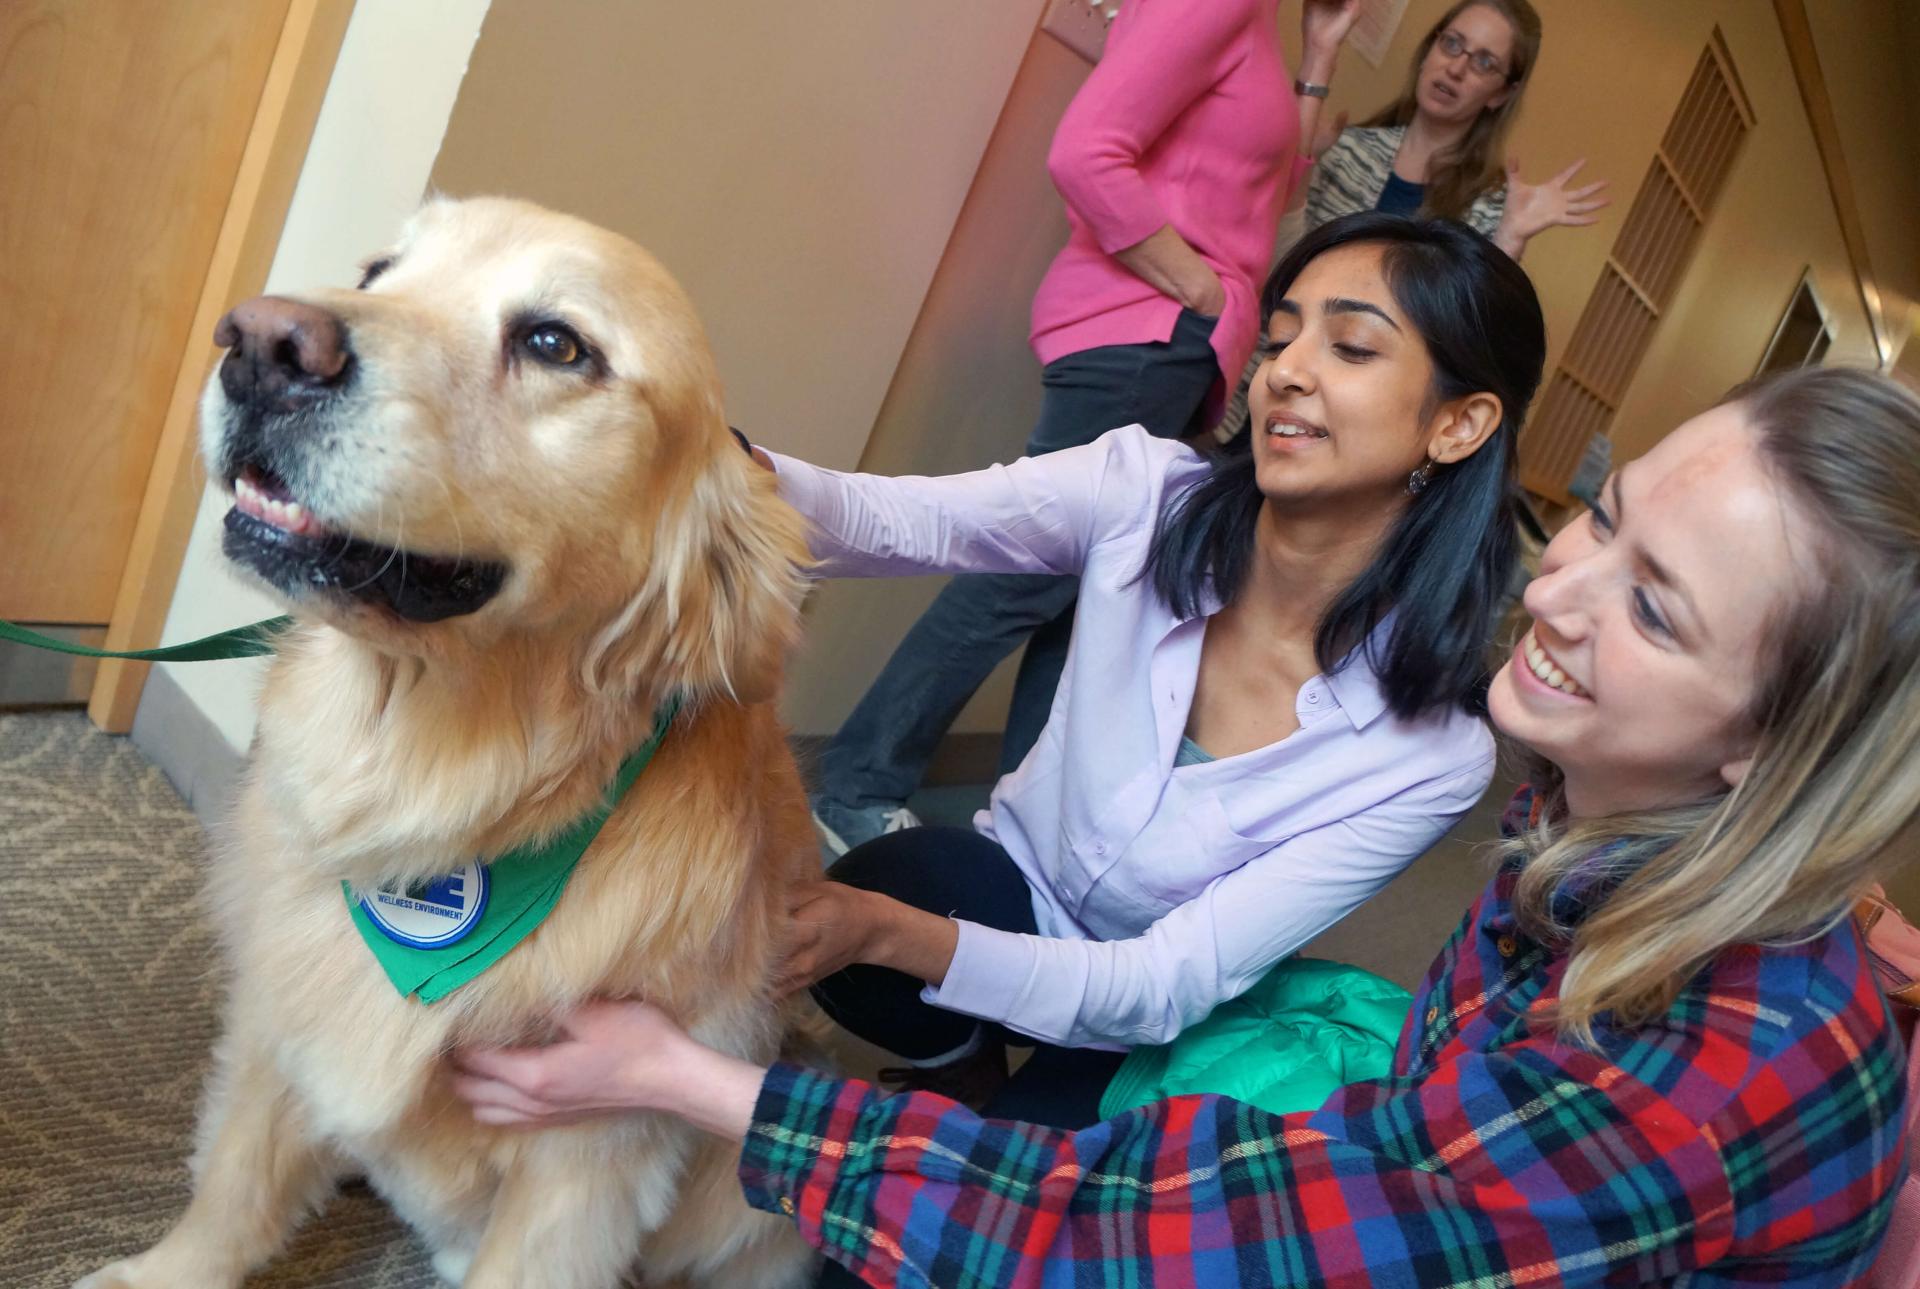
1361 0 1543 222
1509 367 1920 1045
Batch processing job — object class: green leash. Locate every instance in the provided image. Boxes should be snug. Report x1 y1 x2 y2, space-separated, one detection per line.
4 611 682 1005
0 616 292 662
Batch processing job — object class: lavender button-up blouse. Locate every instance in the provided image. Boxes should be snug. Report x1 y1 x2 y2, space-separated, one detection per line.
770 427 1494 1048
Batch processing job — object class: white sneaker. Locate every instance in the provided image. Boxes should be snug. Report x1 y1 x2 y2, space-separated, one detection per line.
810 799 923 858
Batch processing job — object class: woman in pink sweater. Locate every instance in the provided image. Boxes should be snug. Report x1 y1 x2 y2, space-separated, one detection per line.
813 0 1362 856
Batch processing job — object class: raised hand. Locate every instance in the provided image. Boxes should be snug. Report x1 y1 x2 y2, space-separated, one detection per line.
1497 157 1610 254
1301 0 1362 60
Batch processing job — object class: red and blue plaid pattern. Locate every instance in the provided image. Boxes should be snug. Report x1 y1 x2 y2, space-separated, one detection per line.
739 790 1906 1286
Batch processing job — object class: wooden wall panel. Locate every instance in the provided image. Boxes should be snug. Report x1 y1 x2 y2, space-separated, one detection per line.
87 0 356 732
0 0 291 623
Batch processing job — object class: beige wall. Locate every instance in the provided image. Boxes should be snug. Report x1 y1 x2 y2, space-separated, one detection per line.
430 1 1040 475
427 1 1053 738
1899 304 1920 392
782 33 1091 735
155 0 492 753
1806 0 1920 363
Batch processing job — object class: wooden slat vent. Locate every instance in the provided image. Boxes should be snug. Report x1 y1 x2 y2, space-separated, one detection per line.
1519 29 1753 501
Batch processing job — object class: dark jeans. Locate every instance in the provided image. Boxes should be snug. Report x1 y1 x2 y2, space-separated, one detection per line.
811 826 1039 1061
809 825 1126 1112
814 309 1219 805
810 826 1128 1288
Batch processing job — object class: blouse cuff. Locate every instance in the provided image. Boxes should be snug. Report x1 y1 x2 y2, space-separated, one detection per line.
761 449 826 519
923 920 1077 1045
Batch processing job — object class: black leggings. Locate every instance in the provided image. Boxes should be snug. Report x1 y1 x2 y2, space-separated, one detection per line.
809 826 1126 1126
811 828 1125 1289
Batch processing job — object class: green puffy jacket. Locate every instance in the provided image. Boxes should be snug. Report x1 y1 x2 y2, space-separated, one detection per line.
1099 958 1412 1121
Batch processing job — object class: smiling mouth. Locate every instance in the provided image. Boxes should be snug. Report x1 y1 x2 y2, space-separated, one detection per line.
1521 629 1590 699
220 462 507 623
1265 414 1329 444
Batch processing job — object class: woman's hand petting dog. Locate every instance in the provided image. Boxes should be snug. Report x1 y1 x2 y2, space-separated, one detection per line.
453 1002 678 1126
776 880 961 996
453 1001 766 1142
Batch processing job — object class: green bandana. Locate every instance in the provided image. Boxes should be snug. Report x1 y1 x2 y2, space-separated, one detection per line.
344 695 683 1004
0 611 679 1005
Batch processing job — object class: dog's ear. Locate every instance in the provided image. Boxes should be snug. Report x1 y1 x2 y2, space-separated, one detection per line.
581 404 811 709
661 449 813 706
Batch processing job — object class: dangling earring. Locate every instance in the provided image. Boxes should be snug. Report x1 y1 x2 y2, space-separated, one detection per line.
1407 459 1436 496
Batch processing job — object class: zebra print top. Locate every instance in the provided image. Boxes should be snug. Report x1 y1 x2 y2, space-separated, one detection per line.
1304 124 1507 237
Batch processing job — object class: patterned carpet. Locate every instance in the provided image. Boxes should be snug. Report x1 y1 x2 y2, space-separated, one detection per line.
0 712 438 1288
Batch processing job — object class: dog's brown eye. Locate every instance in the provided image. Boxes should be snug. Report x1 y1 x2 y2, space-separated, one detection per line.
357 257 394 290
523 323 583 367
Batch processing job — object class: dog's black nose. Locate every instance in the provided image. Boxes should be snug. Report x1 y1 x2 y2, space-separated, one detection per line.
214 296 350 407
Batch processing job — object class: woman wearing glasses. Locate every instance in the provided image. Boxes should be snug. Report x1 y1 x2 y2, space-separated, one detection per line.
1214 1 1603 441
1307 0 1605 261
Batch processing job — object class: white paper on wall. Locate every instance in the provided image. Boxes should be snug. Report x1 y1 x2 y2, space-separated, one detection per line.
1040 0 1119 64
1348 0 1413 68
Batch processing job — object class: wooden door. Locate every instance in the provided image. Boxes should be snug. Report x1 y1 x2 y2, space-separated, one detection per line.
0 0 292 625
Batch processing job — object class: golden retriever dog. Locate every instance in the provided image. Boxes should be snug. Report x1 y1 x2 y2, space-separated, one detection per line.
79 197 822 1289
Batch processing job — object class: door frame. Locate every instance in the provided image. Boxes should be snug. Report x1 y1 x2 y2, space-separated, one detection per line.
87 0 354 733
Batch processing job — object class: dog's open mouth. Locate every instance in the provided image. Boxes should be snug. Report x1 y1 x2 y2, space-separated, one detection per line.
221 463 507 623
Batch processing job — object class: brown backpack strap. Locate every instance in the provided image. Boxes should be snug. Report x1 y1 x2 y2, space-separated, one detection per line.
1856 887 1920 1012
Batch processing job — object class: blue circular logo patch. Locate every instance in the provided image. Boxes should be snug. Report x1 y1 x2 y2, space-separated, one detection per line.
359 860 490 949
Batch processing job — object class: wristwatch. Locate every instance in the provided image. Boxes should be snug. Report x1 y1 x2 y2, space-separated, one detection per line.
1295 79 1331 98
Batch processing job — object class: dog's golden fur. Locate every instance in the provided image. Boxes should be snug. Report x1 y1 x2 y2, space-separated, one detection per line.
79 198 822 1289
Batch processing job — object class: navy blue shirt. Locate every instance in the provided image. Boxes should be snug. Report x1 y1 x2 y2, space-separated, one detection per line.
1374 171 1425 216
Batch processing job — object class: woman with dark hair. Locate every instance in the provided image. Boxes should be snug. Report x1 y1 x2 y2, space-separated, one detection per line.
810 0 1364 854
677 213 1547 1130
457 367 1918 1285
1215 1 1606 442
1149 214 1534 719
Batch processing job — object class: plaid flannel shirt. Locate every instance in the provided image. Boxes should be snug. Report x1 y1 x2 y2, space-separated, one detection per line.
739 789 1906 1286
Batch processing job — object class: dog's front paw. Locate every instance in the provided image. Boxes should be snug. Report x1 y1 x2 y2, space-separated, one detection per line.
75 1248 241 1289
74 1261 146 1289
431 1245 475 1286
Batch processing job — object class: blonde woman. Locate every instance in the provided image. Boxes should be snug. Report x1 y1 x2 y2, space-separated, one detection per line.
457 366 1917 1285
